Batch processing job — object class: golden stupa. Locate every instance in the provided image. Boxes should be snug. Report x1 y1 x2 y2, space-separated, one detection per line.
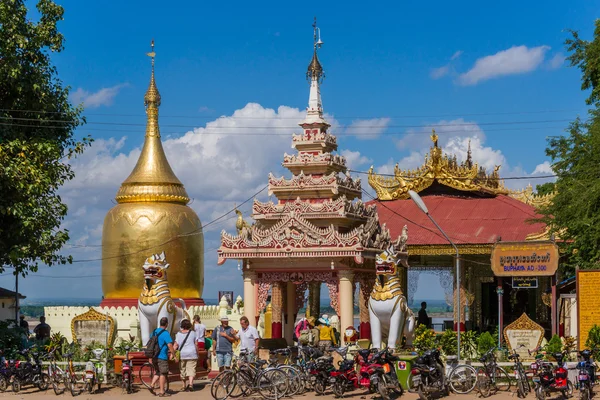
101 42 204 302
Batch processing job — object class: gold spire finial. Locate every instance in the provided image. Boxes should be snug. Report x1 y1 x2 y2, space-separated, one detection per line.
307 17 324 82
114 40 188 204
431 129 438 147
144 39 161 110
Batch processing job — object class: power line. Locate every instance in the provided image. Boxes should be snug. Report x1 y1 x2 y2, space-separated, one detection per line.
0 116 573 130
68 185 266 263
0 107 585 119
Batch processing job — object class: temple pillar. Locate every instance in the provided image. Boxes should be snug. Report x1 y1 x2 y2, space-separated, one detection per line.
338 271 354 345
285 281 296 345
358 275 372 340
243 271 257 326
271 282 283 339
307 281 320 319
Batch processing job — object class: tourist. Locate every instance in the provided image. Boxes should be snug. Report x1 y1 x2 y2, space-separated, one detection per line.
294 317 309 343
418 301 430 328
239 316 260 359
174 319 197 392
309 317 320 346
149 317 174 397
211 316 237 371
317 317 337 350
33 316 51 341
19 315 29 332
193 315 206 350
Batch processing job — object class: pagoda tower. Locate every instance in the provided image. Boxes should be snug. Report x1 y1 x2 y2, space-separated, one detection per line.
101 42 204 307
218 20 401 343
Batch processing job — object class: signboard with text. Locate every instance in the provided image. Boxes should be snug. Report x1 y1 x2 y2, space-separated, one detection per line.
512 277 538 288
577 270 600 350
491 241 559 277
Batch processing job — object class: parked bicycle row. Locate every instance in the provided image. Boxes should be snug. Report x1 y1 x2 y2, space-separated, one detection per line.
209 344 598 400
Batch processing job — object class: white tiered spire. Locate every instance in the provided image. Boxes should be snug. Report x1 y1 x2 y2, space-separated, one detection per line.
302 18 329 127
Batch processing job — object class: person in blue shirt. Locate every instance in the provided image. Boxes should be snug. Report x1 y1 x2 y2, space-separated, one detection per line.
148 317 174 397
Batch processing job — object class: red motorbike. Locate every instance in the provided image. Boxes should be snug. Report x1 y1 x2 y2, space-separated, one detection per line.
356 348 403 400
531 352 573 400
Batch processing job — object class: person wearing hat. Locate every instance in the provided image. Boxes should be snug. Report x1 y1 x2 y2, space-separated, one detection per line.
211 316 237 371
317 317 337 350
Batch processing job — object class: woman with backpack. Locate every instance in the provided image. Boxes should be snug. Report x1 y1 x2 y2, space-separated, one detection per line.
173 319 197 392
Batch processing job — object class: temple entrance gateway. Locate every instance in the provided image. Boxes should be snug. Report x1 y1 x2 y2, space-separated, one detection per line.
218 23 403 346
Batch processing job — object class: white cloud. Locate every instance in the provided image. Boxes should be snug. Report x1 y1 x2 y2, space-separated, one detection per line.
548 53 564 70
450 50 463 61
345 117 391 140
430 51 462 80
430 66 450 80
532 161 553 175
396 118 485 151
458 45 550 86
341 150 372 169
373 119 550 193
70 84 128 108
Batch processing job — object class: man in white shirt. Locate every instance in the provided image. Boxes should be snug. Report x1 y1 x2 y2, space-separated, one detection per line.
239 316 260 356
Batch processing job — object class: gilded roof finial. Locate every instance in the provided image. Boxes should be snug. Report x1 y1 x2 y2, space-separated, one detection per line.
144 39 161 109
466 139 473 168
307 17 324 82
430 129 438 147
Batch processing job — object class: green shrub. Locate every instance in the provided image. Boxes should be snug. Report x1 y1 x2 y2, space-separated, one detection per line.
477 332 496 356
585 325 600 359
437 329 457 356
459 330 479 360
413 324 436 355
545 334 563 358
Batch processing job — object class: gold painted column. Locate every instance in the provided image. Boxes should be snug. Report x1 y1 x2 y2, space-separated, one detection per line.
285 281 296 345
307 281 320 319
338 270 354 345
243 271 257 326
271 282 283 339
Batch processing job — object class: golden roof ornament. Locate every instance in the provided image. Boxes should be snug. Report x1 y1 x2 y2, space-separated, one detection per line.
307 17 324 82
368 133 509 200
115 40 189 204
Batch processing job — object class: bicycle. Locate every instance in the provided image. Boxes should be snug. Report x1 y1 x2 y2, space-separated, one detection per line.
211 352 288 400
476 348 512 397
46 350 67 395
139 360 170 393
447 362 478 394
64 352 85 396
508 348 531 398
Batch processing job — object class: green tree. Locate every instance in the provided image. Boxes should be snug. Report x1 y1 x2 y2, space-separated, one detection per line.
0 0 91 275
538 20 600 273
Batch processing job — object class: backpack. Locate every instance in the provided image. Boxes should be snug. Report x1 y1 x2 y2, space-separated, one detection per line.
144 329 168 358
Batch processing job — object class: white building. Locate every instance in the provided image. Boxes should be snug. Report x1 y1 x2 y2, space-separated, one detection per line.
0 287 26 322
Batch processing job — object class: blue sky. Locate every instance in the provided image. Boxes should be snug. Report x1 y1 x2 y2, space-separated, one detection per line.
1 0 597 301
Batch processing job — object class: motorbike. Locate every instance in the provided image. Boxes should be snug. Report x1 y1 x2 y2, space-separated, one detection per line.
577 349 596 400
121 346 133 394
12 349 50 393
307 354 335 395
410 348 449 400
531 352 573 400
84 348 106 394
367 347 403 400
330 347 360 397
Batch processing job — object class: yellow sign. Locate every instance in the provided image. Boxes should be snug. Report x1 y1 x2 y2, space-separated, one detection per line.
490 241 559 277
577 270 600 350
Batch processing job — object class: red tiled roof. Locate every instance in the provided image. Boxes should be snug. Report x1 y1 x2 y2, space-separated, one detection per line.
367 194 546 245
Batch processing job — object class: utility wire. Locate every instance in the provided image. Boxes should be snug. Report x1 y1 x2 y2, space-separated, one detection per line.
0 107 585 119
0 117 572 130
68 185 266 263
